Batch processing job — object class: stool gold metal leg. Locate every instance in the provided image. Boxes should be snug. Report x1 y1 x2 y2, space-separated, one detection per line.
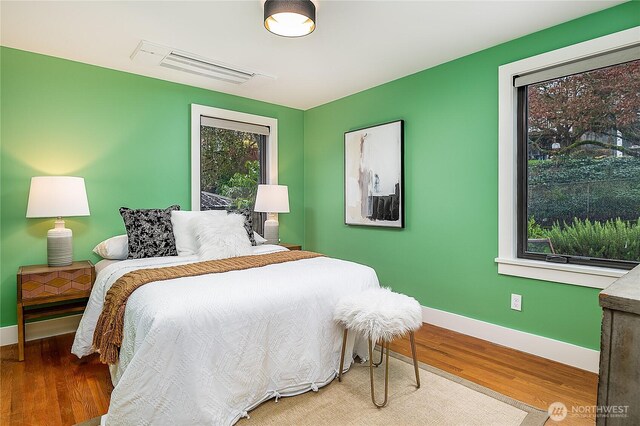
372 340 384 367
410 330 420 388
338 328 348 382
369 338 390 408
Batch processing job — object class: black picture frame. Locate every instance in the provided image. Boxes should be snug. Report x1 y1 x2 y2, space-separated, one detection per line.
344 120 404 228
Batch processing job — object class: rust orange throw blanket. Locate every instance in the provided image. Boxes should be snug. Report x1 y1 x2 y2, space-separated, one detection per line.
92 250 323 363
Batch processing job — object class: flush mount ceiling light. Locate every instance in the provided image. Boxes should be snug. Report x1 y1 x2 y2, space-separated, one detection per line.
264 0 316 38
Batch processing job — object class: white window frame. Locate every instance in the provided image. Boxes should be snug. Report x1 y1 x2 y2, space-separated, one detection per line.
496 26 639 289
190 104 278 211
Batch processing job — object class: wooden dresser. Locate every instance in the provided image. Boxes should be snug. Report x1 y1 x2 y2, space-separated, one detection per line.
598 265 640 425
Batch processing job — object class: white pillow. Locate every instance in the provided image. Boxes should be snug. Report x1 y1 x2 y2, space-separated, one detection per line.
171 210 228 256
93 234 128 260
193 213 252 260
253 232 267 245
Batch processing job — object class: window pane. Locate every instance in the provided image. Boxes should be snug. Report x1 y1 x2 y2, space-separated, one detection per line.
200 126 263 212
525 60 640 263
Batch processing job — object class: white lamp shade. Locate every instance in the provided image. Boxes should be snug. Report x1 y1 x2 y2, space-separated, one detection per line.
254 184 289 213
26 176 90 218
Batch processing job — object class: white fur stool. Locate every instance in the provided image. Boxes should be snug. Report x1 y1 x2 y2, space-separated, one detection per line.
334 287 422 408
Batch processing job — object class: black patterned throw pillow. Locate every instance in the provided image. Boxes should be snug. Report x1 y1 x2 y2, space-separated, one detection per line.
226 208 256 246
120 205 181 259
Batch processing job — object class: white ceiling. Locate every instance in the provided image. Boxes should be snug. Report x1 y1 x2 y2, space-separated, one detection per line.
0 1 623 110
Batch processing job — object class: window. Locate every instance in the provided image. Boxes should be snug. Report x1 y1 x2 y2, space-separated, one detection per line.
199 117 268 233
517 58 640 270
497 27 639 288
190 105 278 235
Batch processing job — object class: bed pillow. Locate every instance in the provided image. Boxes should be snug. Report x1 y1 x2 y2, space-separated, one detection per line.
93 234 128 260
193 212 252 260
253 232 267 245
226 208 257 246
120 205 180 259
171 210 228 256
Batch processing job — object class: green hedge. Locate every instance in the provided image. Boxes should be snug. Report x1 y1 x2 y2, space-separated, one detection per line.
529 217 640 261
528 157 640 226
528 157 640 184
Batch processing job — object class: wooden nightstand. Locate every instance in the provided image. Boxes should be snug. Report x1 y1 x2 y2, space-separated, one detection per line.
279 243 302 251
16 260 95 361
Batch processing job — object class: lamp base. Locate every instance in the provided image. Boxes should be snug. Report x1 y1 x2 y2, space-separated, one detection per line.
47 219 73 266
263 218 279 245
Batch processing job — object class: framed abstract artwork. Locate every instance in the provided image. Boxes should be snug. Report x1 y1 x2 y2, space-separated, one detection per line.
344 120 404 228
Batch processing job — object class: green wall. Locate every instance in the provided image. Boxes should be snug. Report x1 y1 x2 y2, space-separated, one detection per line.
0 48 304 327
1 2 638 349
303 2 640 350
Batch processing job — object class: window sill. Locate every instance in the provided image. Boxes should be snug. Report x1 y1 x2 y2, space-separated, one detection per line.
495 257 628 289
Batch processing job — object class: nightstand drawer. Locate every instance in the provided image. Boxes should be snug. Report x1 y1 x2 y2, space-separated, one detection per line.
17 261 95 304
278 243 302 250
21 268 93 300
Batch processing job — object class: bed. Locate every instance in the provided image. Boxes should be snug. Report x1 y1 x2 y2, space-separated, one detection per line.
72 244 379 425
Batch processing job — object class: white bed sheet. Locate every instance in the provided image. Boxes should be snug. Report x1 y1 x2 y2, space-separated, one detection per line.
94 259 122 275
73 245 379 425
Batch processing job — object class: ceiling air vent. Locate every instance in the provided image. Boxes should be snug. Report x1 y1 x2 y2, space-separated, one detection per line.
131 41 268 85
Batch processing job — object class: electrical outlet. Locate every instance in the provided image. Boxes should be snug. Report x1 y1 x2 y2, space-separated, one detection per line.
511 294 522 311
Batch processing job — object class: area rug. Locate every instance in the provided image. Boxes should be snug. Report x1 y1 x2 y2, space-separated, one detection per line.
240 352 548 426
77 352 547 426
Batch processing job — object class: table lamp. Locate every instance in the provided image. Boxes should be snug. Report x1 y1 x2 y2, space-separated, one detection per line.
26 176 90 266
254 184 289 245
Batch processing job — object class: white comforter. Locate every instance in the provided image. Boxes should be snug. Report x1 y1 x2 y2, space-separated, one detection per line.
72 245 379 425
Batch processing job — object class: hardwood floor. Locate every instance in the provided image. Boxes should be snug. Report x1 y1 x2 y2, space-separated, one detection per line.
389 324 598 425
1 324 597 425
1 334 111 426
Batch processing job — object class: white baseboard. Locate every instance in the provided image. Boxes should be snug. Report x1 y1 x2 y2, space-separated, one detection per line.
0 307 599 373
422 306 600 373
0 314 82 347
